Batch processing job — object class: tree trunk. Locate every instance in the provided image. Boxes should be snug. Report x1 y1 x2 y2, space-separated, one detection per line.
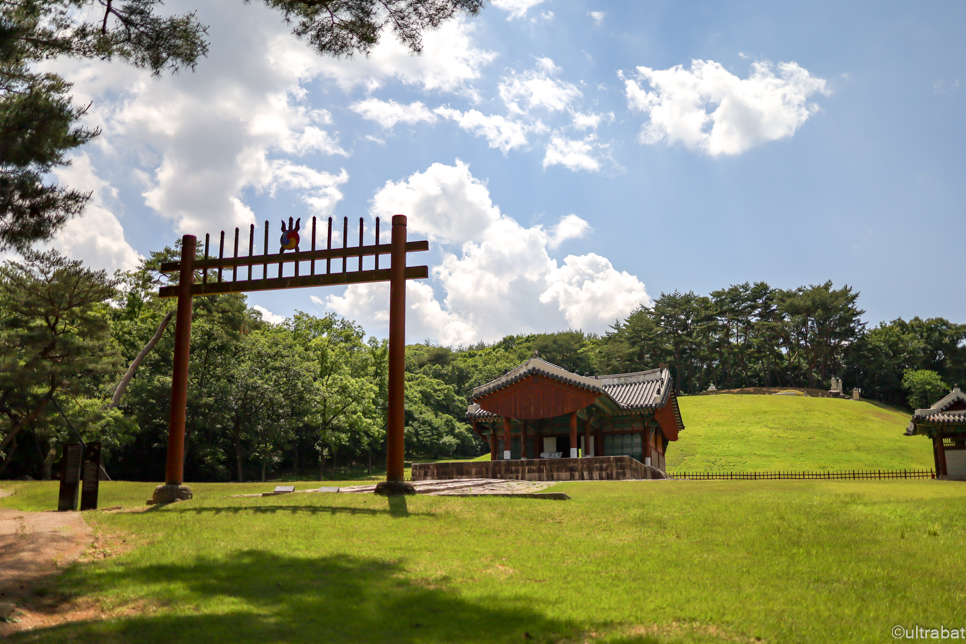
234 436 244 482
42 449 54 481
368 448 372 476
0 436 17 477
109 311 173 409
293 440 299 477
261 459 267 482
318 450 325 481
0 396 52 454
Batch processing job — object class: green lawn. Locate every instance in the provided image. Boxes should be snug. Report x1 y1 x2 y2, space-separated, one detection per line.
670 395 933 472
3 479 965 643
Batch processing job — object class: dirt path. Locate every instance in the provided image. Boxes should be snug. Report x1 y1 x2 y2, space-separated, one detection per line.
0 492 93 634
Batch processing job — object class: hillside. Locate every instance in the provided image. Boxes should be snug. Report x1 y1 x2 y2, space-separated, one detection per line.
668 395 935 472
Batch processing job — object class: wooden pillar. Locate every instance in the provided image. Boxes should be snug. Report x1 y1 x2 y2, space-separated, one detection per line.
569 412 578 458
522 420 529 459
489 428 497 461
584 418 592 457
385 215 408 483
643 424 653 467
935 434 948 477
595 429 604 459
533 424 542 459
503 417 512 460
165 235 196 487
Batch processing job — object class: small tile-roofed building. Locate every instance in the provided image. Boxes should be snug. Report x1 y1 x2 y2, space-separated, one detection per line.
905 385 966 480
465 357 685 473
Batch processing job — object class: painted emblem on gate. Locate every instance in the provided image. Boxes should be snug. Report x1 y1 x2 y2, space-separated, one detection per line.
280 217 300 252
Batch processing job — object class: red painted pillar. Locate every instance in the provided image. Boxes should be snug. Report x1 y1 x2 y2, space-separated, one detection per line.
569 412 578 458
385 215 407 483
522 421 529 459
489 429 497 461
643 425 653 467
165 235 196 486
935 435 948 477
503 417 512 460
584 418 592 457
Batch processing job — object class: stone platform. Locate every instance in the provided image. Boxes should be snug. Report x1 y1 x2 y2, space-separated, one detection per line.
411 455 667 482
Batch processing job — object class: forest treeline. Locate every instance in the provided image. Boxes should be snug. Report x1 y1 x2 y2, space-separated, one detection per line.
1 250 963 482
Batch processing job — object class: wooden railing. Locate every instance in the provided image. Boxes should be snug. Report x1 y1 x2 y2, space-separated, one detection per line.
667 469 936 480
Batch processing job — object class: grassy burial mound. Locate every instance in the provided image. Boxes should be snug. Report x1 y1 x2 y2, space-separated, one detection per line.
670 395 934 472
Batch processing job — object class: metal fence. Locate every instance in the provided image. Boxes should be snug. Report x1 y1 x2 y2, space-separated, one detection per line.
667 469 936 481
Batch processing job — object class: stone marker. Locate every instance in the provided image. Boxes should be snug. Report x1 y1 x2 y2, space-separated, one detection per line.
272 485 296 494
80 442 101 511
57 443 83 512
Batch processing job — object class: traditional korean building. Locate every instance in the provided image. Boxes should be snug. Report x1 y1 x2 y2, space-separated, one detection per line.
905 385 966 480
464 357 684 473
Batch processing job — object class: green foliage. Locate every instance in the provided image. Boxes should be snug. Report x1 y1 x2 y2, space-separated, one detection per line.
0 0 483 249
261 0 485 57
2 479 966 643
0 249 123 475
404 373 476 458
0 0 208 249
849 318 966 407
901 369 949 411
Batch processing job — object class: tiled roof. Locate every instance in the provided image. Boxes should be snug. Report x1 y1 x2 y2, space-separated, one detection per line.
465 403 498 419
913 410 966 425
912 386 966 421
598 368 670 410
469 357 602 401
905 386 966 436
466 360 675 419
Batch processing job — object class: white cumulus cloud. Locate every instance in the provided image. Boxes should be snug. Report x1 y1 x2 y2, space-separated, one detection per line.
252 305 287 324
543 135 604 172
499 58 582 116
43 0 351 237
311 19 496 93
624 59 829 156
351 98 438 129
435 108 529 153
492 0 549 20
320 162 646 345
50 154 141 273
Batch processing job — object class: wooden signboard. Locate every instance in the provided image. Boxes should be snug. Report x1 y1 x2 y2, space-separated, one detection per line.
80 442 102 511
57 443 83 511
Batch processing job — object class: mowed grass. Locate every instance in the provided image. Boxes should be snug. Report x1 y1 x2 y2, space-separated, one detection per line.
3 479 966 644
670 395 934 472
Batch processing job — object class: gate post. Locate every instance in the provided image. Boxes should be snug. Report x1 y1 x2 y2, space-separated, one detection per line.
152 235 196 505
376 215 415 496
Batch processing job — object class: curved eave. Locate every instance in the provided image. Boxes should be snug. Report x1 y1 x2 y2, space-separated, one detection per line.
470 370 601 402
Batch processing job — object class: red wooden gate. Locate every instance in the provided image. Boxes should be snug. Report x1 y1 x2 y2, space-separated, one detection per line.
152 214 426 502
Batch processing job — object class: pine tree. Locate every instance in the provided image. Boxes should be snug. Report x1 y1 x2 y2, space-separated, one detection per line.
0 0 485 250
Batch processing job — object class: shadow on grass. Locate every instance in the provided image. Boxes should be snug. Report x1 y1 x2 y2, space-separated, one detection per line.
168 501 431 519
5 550 658 644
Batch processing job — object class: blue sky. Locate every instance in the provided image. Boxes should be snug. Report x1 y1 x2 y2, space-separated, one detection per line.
41 0 966 344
